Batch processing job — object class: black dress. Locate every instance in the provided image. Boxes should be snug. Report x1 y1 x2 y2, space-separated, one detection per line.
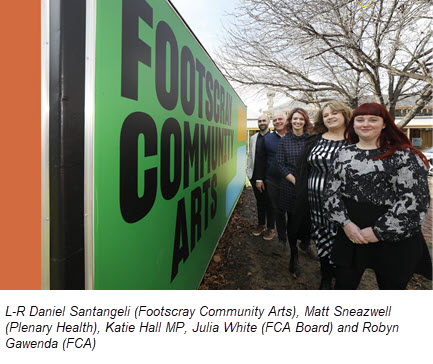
277 132 309 212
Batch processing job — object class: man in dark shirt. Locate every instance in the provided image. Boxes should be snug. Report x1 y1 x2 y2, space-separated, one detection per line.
255 111 288 249
246 115 275 239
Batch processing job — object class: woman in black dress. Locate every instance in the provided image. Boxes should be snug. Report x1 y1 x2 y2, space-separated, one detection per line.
293 100 353 289
324 102 432 289
277 108 312 275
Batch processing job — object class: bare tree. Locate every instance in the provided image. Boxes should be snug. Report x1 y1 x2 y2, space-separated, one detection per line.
217 0 432 125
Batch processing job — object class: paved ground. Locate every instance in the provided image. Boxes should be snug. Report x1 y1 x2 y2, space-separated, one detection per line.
199 181 433 290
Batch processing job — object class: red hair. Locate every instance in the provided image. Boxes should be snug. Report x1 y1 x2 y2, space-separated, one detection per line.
345 103 428 167
286 108 312 133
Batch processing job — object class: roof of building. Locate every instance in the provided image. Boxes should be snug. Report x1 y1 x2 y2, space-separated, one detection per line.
272 95 432 112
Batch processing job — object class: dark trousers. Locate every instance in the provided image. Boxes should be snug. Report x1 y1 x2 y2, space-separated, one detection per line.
334 265 411 290
251 179 274 229
266 179 286 241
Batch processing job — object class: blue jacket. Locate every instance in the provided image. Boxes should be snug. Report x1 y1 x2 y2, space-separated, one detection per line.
255 131 284 183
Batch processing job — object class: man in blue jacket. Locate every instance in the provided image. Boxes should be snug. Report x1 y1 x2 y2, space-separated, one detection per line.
255 111 288 252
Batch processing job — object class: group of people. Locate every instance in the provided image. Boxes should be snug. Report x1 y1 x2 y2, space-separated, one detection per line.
246 100 432 290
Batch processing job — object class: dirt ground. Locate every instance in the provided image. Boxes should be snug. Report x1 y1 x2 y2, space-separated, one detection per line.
199 186 433 290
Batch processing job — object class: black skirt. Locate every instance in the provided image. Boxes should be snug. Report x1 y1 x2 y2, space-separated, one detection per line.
332 198 432 281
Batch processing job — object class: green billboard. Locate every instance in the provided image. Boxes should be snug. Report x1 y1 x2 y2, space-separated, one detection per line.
87 0 247 289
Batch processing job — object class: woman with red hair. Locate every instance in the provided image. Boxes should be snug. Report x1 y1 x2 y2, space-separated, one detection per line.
324 102 432 289
276 108 312 274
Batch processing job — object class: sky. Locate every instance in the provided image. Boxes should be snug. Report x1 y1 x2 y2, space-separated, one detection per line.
169 0 267 118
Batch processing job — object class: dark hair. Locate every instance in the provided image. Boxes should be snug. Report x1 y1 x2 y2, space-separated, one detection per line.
286 108 312 133
345 102 429 167
312 100 353 134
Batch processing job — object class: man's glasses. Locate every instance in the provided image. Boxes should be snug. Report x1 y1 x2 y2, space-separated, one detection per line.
258 119 267 122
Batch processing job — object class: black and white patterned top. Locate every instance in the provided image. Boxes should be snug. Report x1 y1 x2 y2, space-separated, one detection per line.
324 144 430 242
307 137 347 258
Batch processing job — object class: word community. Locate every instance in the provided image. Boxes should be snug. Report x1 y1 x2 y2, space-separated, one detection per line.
5 304 393 320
